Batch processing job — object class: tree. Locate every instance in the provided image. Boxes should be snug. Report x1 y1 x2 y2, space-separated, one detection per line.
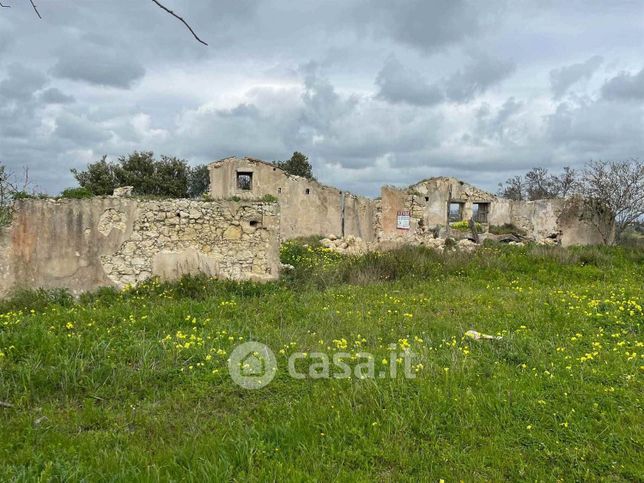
273 152 316 180
0 164 11 206
113 151 158 195
72 152 192 198
498 175 525 200
188 164 210 198
154 155 189 198
498 166 581 200
0 164 36 202
1 163 38 225
580 159 643 241
0 164 10 226
554 166 580 198
71 156 117 196
524 167 560 200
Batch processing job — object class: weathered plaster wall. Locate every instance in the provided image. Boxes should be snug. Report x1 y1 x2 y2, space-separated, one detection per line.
508 198 615 246
488 199 512 226
342 194 377 242
509 199 563 242
377 186 413 240
209 157 377 240
0 198 280 297
374 178 612 246
554 199 615 246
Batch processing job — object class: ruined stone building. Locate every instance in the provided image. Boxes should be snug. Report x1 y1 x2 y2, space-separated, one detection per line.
208 157 375 241
0 155 614 297
209 156 614 247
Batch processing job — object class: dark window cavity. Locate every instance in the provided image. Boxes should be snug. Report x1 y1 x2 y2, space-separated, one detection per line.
237 172 253 191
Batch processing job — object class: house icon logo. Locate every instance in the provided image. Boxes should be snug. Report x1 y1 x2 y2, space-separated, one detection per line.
228 342 277 389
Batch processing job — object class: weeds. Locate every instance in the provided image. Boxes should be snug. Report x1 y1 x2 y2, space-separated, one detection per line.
0 243 641 480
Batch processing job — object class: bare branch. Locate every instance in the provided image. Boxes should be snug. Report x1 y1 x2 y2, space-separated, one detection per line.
0 2 10 8
151 0 208 46
29 0 41 18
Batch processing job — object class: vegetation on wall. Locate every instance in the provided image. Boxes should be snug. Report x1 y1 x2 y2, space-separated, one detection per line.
59 187 94 199
450 220 482 232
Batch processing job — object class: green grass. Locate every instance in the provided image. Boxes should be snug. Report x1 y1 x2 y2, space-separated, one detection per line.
0 244 642 481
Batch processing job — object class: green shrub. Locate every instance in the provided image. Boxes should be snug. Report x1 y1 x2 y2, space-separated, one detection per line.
11 191 38 200
262 194 278 203
450 220 482 232
60 187 94 199
489 223 526 236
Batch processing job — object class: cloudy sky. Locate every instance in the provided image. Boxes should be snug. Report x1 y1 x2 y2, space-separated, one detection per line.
0 0 642 196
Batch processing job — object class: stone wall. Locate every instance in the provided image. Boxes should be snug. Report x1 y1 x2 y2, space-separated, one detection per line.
0 198 280 297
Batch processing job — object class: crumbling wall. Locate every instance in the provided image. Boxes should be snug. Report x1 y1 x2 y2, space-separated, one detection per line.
557 198 615 246
506 198 615 246
209 157 377 240
0 198 280 297
376 178 498 242
209 157 613 247
509 199 563 242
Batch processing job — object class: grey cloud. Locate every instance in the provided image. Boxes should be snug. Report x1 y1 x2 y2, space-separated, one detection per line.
375 56 443 106
0 63 47 100
174 101 295 162
546 98 643 154
39 88 75 104
54 113 112 145
475 97 524 141
601 67 644 101
549 55 603 98
375 54 514 107
361 0 480 53
445 54 516 102
52 47 145 89
299 63 358 133
173 68 444 172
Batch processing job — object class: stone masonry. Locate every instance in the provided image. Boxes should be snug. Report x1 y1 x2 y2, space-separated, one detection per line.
0 198 280 297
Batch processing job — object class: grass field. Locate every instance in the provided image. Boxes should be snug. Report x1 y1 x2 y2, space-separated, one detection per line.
0 243 642 481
